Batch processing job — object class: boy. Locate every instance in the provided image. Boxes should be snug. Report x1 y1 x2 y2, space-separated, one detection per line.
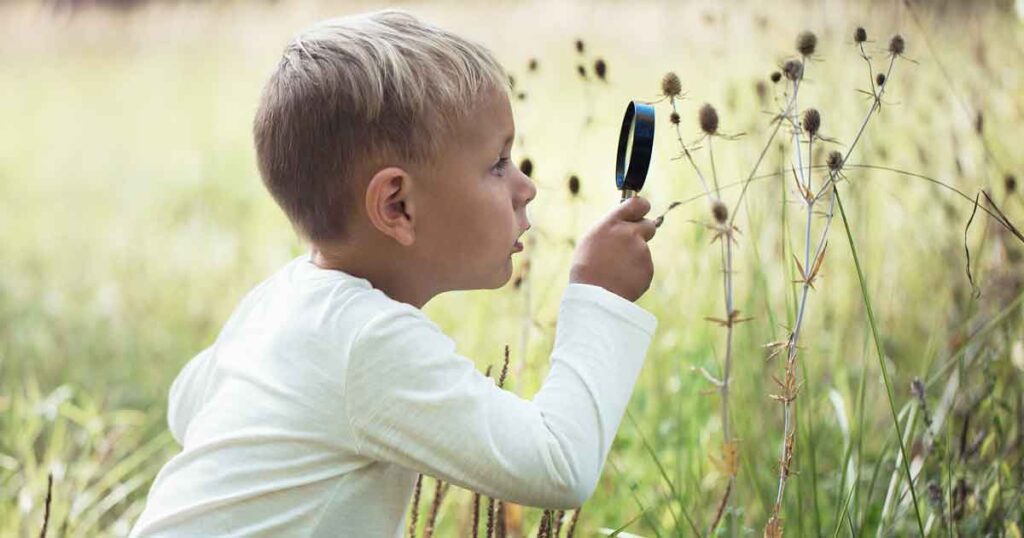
131 8 658 537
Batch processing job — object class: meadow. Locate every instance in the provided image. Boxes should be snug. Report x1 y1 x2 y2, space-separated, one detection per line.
1 0 1022 536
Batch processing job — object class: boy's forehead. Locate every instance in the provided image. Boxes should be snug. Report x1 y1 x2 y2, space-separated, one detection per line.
456 88 514 149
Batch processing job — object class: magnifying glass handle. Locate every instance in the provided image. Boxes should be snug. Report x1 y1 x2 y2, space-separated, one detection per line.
619 189 638 202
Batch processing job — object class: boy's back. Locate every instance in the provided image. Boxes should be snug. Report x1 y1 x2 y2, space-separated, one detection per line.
130 253 656 537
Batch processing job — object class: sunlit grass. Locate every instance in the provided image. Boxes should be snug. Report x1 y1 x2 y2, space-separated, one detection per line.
1 1 1022 536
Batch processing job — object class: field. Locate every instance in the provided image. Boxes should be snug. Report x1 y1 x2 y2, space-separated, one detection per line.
1 0 1022 536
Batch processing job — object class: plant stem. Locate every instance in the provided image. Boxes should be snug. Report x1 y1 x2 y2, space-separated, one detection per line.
835 187 927 535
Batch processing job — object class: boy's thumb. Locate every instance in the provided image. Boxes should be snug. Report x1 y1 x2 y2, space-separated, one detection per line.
614 195 651 222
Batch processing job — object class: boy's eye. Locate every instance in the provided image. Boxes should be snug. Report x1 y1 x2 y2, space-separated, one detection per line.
492 157 511 175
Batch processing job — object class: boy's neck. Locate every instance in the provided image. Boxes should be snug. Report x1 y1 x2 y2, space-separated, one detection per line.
309 246 434 309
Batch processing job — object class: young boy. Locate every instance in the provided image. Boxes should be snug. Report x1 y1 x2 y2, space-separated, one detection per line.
131 8 658 537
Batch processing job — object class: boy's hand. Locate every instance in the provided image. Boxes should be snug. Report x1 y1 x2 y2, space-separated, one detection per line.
569 195 657 302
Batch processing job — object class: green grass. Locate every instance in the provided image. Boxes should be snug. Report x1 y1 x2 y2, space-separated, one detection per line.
1 1 1023 536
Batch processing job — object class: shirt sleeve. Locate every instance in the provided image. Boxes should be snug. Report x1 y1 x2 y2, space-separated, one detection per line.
343 282 657 509
167 345 215 446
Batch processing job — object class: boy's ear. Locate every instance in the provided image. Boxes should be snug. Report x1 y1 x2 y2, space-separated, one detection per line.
365 166 416 247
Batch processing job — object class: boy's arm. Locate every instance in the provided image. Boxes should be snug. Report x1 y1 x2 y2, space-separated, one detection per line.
167 345 215 446
344 282 657 509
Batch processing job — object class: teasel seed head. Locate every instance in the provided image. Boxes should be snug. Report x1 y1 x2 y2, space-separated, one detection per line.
827 150 843 172
876 73 886 87
575 38 585 54
519 158 533 177
755 80 768 103
568 175 580 196
796 31 817 57
594 58 607 81
576 64 586 79
661 72 682 98
973 111 983 134
770 71 782 83
854 26 867 44
669 111 681 125
802 108 821 137
699 103 719 135
516 92 527 101
711 198 728 224
528 58 538 72
783 59 803 81
1006 173 1017 193
889 34 906 56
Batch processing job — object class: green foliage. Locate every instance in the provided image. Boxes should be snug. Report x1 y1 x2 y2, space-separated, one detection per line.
2 1 1022 536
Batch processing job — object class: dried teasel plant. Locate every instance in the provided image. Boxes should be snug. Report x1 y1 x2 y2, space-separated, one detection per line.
645 32 820 537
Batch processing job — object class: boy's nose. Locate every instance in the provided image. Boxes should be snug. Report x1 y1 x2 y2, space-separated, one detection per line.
522 177 537 206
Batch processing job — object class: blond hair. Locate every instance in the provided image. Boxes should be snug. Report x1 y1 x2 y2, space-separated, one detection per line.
254 9 510 244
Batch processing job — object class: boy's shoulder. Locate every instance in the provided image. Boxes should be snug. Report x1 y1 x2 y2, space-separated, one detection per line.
271 253 429 333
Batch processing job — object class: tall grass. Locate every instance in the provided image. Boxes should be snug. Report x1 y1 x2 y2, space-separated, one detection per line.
2 1 1022 536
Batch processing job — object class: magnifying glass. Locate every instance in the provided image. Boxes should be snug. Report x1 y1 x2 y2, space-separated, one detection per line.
615 100 655 202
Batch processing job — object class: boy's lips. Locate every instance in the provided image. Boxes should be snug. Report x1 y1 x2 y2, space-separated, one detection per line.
513 225 529 252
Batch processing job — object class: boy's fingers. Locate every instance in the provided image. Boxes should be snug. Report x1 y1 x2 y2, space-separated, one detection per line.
614 196 651 222
637 218 657 242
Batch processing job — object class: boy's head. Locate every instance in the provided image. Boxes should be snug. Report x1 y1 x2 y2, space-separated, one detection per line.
254 9 536 303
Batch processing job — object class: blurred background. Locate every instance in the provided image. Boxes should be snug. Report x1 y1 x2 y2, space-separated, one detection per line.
1 0 1022 536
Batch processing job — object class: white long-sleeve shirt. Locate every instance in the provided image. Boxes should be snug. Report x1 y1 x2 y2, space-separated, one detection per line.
130 252 657 537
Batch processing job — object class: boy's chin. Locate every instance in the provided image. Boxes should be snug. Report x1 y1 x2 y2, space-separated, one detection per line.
488 256 516 290
455 256 516 291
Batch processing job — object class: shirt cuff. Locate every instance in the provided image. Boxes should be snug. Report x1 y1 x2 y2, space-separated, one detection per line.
562 282 658 335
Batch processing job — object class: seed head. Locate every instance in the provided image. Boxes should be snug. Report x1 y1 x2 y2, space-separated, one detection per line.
1006 174 1017 193
699 103 719 135
519 158 533 177
755 80 768 103
575 38 585 54
827 150 843 171
516 92 527 101
669 111 681 125
783 59 803 81
661 72 682 98
796 31 817 56
568 175 580 196
711 199 728 224
528 58 538 72
854 27 867 44
802 108 821 137
889 34 906 56
973 112 983 134
576 64 586 78
876 73 886 87
594 58 607 81
770 71 782 83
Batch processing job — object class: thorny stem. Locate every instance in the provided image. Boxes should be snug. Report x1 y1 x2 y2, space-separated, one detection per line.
669 97 712 198
814 56 897 202
672 110 743 536
769 51 904 531
728 67 803 228
691 59 806 538
770 64 812 523
669 93 738 537
709 136 721 198
714 136 736 537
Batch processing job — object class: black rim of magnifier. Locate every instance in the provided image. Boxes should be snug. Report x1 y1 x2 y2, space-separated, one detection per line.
615 101 656 192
